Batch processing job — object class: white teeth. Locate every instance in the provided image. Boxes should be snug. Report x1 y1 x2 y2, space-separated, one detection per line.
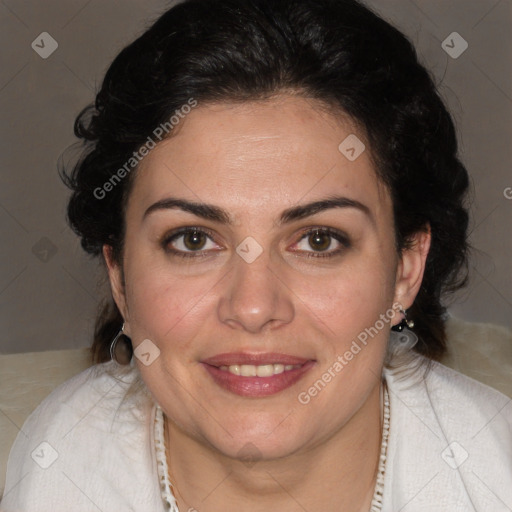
256 365 274 377
273 364 285 375
218 363 301 376
229 364 241 375
241 364 256 377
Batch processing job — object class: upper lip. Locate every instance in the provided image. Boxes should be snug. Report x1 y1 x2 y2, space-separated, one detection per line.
202 352 313 367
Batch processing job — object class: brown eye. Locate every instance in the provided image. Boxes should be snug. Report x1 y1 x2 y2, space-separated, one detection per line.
308 230 332 251
163 227 222 257
183 230 207 250
289 227 350 258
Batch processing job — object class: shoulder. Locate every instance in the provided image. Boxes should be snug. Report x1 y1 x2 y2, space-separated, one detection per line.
387 358 512 454
393 358 512 434
0 362 164 511
390 356 511 414
13 361 149 440
382 357 512 512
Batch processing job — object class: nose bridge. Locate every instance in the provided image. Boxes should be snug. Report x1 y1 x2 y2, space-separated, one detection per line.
217 248 294 332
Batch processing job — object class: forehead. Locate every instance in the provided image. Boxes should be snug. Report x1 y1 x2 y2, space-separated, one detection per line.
129 95 390 220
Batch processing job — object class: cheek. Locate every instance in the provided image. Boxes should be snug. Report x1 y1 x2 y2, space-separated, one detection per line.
123 256 221 348
292 255 394 334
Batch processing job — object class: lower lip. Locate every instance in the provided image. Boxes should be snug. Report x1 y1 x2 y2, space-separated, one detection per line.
201 361 316 397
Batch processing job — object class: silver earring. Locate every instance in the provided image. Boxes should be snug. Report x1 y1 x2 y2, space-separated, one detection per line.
391 308 415 332
388 308 418 356
110 323 133 365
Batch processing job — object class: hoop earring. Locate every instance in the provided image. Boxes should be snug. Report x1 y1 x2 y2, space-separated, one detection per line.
391 308 415 332
110 323 134 365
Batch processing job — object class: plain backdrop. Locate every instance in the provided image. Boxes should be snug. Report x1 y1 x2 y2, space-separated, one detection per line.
0 0 511 354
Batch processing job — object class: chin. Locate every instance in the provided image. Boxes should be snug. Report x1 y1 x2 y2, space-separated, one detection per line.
204 415 309 462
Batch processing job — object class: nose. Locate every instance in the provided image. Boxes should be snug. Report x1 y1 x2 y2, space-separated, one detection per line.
217 249 295 333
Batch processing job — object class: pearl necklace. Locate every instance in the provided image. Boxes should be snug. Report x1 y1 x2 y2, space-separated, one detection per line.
154 381 390 511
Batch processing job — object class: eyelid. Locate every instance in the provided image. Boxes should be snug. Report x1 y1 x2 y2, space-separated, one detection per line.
162 225 217 241
161 226 223 256
309 226 349 243
288 226 351 256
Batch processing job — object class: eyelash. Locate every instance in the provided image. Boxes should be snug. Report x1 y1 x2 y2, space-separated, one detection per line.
161 226 351 259
161 226 220 259
291 227 351 258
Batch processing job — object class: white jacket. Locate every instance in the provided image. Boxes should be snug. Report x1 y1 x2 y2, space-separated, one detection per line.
1 357 511 511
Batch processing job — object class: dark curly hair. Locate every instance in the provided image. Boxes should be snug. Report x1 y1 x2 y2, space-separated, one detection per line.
62 0 470 364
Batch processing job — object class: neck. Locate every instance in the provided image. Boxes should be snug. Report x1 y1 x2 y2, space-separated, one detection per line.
164 381 384 512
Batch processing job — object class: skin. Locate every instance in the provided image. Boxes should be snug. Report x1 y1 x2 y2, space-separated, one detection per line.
105 95 431 511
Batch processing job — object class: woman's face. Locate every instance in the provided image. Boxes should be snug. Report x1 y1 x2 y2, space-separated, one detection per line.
107 95 428 460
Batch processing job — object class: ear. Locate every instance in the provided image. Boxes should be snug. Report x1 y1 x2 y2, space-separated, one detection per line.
103 245 130 330
392 224 431 317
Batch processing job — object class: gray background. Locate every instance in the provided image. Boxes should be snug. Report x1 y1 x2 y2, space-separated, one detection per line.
0 0 511 354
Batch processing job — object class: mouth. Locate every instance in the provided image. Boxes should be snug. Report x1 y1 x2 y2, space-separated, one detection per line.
201 353 316 397
217 363 303 377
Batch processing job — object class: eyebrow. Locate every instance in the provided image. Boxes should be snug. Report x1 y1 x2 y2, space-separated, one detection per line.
143 195 374 226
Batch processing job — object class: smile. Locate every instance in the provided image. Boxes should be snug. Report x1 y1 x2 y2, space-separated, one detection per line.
218 363 303 377
200 352 316 397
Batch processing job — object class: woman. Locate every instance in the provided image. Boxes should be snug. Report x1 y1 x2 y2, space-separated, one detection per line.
2 0 511 510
